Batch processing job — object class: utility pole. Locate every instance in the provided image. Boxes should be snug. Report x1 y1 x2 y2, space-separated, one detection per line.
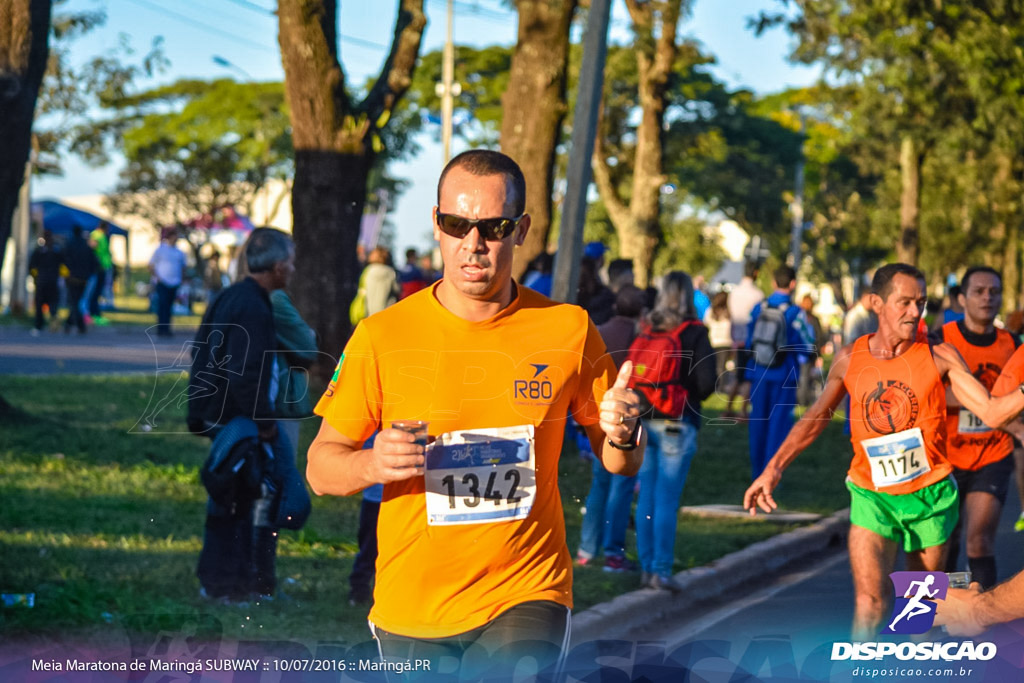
10 159 32 314
437 0 460 165
788 111 806 269
551 0 612 304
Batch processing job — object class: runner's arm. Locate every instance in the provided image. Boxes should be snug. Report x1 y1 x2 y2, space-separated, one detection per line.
743 344 852 515
307 419 424 496
934 343 1024 428
1000 418 1024 441
935 571 1024 636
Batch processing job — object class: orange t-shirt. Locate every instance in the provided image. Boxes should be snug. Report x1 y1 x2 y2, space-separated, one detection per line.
314 283 616 638
843 335 952 494
940 322 1015 470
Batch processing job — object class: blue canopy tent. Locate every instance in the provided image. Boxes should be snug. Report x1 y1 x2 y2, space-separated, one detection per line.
31 199 132 291
31 200 128 238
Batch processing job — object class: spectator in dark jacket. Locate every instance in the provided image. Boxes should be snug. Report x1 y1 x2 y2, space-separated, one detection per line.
62 225 98 334
28 230 64 335
188 228 299 603
579 256 615 324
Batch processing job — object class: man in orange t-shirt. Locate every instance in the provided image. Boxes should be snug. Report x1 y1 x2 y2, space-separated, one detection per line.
743 263 1024 641
308 150 646 679
934 266 1018 589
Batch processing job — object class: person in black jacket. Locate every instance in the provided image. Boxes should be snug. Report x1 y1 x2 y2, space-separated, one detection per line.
633 270 716 592
28 230 64 334
188 227 297 602
62 225 98 334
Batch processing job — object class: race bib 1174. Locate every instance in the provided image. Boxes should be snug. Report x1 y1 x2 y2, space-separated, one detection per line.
424 425 536 526
861 427 931 489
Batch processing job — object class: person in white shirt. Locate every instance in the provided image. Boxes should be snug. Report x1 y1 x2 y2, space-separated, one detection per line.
843 289 879 345
149 227 187 338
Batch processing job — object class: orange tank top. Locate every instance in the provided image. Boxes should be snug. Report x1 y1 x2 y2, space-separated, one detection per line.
942 322 1015 470
844 335 952 494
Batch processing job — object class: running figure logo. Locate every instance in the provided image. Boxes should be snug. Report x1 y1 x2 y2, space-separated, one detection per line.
883 571 949 634
863 380 920 435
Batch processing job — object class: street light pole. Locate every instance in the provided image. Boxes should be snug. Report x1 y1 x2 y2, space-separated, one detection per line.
551 0 612 304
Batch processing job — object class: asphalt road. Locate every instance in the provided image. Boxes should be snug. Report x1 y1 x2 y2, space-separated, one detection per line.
597 484 1024 683
0 324 192 375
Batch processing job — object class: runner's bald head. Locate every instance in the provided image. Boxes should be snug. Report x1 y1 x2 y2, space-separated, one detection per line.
437 149 526 216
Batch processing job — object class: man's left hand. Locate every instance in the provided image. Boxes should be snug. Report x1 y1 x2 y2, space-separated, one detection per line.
599 360 641 444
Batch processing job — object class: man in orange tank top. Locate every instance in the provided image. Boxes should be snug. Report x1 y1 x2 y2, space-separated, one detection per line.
743 263 1024 640
307 150 646 679
933 266 1018 589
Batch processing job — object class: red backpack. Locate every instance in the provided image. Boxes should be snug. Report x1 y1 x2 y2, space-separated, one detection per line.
625 321 694 418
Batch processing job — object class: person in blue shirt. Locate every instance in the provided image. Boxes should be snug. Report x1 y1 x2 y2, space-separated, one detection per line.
744 265 816 479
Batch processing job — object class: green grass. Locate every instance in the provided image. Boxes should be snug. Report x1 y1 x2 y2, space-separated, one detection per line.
566 393 852 608
0 376 852 643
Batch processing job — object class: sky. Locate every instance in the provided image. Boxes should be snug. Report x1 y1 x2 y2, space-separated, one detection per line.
36 0 819 253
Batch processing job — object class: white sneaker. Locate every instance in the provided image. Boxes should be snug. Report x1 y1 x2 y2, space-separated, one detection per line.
29 328 41 337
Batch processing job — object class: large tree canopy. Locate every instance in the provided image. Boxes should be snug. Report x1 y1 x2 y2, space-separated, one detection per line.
99 78 293 233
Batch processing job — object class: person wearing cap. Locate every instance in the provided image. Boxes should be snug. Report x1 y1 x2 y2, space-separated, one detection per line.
308 149 645 679
149 227 187 338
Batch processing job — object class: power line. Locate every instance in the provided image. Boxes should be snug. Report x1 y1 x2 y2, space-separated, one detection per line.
218 0 389 51
222 0 276 16
123 0 272 53
426 0 513 25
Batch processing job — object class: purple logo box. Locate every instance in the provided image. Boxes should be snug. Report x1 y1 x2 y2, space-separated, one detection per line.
883 571 949 634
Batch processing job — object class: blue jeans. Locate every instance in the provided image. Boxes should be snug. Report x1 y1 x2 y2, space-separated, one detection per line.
155 282 178 336
578 457 637 559
635 419 698 577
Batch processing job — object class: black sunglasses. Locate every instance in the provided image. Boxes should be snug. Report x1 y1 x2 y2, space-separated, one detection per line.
435 210 525 241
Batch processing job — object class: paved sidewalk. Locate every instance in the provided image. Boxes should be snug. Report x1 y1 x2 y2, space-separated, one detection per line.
572 509 851 644
0 323 195 375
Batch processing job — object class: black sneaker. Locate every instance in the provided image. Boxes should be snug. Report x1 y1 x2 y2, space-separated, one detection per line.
602 555 638 573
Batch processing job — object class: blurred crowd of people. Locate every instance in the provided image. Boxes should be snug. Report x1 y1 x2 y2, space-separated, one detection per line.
27 222 115 335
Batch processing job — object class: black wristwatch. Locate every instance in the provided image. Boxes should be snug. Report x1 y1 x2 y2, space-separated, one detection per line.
608 419 643 451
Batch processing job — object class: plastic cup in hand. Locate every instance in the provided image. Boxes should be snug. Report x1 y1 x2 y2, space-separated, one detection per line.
392 420 428 447
946 571 972 589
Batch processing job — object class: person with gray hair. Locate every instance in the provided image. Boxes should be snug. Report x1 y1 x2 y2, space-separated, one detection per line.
188 227 308 604
630 271 716 591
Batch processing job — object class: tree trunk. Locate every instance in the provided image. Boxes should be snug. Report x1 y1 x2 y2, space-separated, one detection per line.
0 0 51 276
626 19 673 288
897 135 924 266
501 0 577 281
591 0 680 288
278 0 425 359
291 149 369 366
1005 217 1020 312
990 153 1021 312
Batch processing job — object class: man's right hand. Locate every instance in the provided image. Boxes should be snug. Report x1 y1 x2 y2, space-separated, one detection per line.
367 428 427 483
934 583 987 636
743 468 781 516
